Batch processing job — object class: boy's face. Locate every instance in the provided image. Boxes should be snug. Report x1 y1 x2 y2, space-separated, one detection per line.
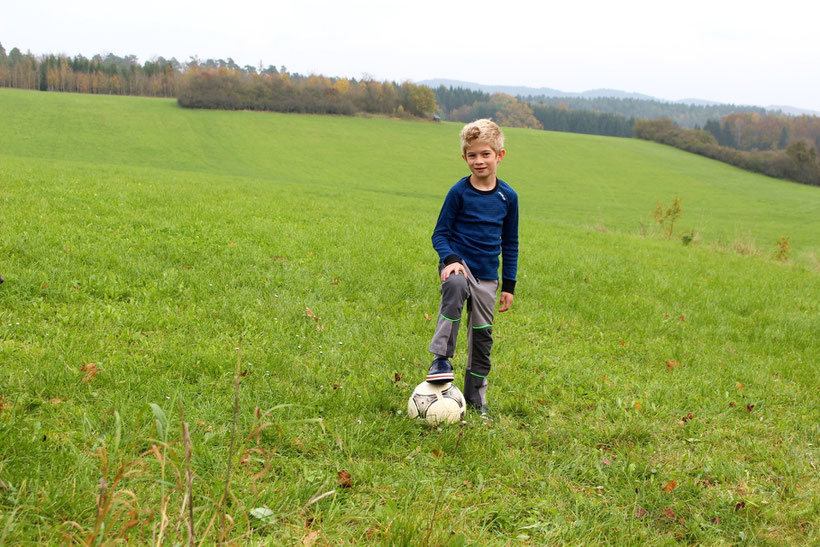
462 141 505 185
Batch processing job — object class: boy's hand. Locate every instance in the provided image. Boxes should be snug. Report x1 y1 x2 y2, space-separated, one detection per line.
440 262 465 282
498 291 514 312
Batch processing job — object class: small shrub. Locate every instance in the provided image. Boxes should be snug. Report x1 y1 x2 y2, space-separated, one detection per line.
652 197 683 239
775 237 791 261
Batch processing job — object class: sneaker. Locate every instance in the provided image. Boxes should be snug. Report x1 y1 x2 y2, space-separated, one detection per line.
426 358 454 384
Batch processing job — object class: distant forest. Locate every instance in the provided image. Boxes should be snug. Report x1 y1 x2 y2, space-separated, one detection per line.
177 69 436 118
0 44 182 97
522 96 770 129
635 117 820 186
0 43 435 118
433 86 635 138
2 42 818 184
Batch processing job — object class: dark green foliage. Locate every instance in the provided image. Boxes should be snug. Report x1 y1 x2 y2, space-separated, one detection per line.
433 85 490 113
523 95 769 129
433 86 634 137
530 104 634 137
779 126 790 149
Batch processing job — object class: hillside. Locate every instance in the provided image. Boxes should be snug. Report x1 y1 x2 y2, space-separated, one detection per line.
1 89 818 543
2 89 817 255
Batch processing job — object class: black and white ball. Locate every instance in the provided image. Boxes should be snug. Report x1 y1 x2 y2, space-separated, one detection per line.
407 381 466 425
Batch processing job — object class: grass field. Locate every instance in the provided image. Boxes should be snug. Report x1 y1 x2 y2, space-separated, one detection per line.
1 88 818 544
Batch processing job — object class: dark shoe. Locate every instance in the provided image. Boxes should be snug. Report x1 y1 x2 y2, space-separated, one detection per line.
426 358 454 384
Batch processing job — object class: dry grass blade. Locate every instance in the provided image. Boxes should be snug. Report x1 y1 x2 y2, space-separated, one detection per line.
87 445 110 545
179 401 195 547
157 495 170 544
219 336 243 545
246 422 273 444
304 490 336 509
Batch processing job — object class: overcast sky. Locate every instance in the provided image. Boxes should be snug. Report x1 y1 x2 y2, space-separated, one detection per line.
3 0 818 111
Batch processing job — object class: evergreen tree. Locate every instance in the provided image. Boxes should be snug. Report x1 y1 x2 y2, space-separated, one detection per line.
779 126 790 149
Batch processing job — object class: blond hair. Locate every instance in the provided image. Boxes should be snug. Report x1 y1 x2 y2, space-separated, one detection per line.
460 119 504 154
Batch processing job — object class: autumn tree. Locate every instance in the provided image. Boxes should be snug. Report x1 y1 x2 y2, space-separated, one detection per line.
400 82 436 117
492 94 542 129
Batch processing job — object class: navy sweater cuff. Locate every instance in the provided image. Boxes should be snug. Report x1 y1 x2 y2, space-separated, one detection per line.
443 254 461 266
501 279 516 294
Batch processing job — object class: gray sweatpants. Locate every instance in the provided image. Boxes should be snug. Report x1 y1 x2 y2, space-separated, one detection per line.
428 261 498 408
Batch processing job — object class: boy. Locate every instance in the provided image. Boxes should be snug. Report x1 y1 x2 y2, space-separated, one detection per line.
426 119 519 420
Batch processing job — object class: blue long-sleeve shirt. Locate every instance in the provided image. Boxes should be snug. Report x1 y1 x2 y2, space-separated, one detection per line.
432 176 519 294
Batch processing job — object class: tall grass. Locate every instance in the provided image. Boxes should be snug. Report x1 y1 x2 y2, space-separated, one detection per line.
0 88 818 543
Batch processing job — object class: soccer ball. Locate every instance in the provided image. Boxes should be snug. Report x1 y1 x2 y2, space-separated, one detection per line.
407 381 466 425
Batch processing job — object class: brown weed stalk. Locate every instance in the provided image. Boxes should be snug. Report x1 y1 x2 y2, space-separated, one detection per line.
218 336 243 545
84 444 148 545
179 401 195 547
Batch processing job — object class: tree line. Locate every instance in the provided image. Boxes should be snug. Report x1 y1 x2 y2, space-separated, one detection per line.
177 68 437 117
703 113 820 153
635 118 820 186
521 95 770 129
0 42 436 118
0 44 181 97
434 86 635 138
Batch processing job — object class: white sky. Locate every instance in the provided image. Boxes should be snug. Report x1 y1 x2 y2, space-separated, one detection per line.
3 0 819 111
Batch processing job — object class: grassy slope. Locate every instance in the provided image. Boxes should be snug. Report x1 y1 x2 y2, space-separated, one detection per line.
3 88 819 254
0 88 818 543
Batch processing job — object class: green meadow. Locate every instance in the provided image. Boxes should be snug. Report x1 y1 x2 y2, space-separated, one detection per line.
1 88 818 544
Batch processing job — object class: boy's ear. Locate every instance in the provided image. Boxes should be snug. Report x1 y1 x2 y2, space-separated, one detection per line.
498 149 506 161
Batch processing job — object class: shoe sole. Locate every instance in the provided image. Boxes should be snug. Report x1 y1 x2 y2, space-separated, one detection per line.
426 373 454 383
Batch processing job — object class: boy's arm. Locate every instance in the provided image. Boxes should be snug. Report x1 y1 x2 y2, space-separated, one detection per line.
499 191 519 309
432 187 463 267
